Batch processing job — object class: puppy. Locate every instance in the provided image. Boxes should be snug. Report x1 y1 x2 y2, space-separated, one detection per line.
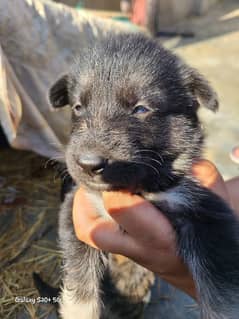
49 33 239 319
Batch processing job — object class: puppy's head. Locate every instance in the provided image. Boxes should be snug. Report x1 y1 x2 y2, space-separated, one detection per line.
49 34 218 192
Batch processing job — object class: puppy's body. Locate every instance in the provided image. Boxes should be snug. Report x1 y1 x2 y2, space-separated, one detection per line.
50 33 239 319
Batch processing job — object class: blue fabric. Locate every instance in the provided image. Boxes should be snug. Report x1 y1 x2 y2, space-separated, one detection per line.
145 278 200 319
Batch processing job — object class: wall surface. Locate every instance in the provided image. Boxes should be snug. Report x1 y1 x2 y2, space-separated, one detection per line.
54 0 120 10
54 0 79 6
53 0 219 31
149 0 220 28
196 0 219 14
157 0 194 26
83 0 120 11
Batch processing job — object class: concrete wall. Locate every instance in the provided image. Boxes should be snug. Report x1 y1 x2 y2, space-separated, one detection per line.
54 0 120 10
156 0 194 27
195 0 219 15
54 0 219 30
83 0 120 11
54 0 79 6
156 0 218 26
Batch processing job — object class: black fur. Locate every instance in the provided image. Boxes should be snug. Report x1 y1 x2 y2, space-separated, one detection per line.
33 272 60 307
50 33 239 319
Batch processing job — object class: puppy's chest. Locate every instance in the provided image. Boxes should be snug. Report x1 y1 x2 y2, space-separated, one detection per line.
85 185 193 219
143 186 194 212
85 191 111 219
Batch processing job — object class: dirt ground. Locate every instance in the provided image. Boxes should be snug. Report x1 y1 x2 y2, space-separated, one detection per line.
0 0 238 318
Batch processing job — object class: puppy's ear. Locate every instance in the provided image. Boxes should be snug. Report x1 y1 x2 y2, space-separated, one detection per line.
49 75 69 108
182 66 219 111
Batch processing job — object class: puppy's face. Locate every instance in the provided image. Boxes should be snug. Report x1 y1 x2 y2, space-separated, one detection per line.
50 34 218 192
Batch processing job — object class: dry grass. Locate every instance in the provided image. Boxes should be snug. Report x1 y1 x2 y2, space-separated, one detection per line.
0 149 62 319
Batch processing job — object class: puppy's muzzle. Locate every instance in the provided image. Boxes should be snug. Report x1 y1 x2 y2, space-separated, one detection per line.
77 153 108 176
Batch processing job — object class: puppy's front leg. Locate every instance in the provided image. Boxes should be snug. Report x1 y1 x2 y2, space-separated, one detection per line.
145 179 239 319
58 189 107 319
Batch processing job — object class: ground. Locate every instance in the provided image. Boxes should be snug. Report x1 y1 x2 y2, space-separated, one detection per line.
0 0 238 318
0 150 61 319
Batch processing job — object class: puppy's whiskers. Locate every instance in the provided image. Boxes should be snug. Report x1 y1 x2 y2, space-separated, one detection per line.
140 156 163 167
134 153 175 182
61 171 70 183
130 158 160 179
134 149 164 163
44 155 65 168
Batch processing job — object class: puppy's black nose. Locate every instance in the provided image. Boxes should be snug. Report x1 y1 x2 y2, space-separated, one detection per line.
78 154 107 175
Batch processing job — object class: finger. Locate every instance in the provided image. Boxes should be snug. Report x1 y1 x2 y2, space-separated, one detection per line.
226 177 239 215
90 221 141 257
192 159 229 202
73 188 139 255
73 188 111 247
102 191 176 248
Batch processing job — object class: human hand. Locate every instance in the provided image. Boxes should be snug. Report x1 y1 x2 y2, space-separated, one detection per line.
72 160 235 299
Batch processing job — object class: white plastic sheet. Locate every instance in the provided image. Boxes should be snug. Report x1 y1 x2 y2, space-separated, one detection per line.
0 0 131 159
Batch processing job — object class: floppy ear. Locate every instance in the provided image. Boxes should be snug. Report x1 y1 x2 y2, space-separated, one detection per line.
49 75 69 108
182 66 219 112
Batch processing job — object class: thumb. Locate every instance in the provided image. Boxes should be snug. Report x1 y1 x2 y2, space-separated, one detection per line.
192 160 229 203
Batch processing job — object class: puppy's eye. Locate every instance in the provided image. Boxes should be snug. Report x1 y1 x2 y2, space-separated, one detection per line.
132 105 150 116
73 104 82 115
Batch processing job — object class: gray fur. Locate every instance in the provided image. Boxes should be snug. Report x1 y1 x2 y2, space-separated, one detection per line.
50 33 239 319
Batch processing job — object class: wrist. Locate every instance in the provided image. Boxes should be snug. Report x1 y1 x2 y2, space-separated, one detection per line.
226 177 239 216
160 272 197 300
